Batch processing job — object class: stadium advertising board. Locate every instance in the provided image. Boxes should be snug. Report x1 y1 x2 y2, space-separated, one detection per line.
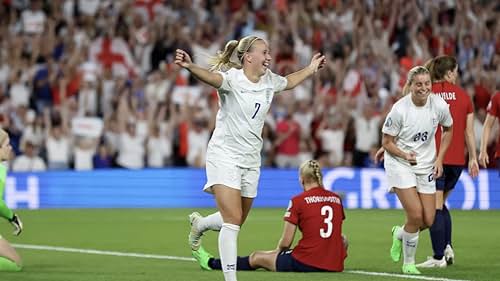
4 168 499 209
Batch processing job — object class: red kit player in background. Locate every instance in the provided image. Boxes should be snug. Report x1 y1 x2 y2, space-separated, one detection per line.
479 92 500 170
191 159 348 273
416 56 479 268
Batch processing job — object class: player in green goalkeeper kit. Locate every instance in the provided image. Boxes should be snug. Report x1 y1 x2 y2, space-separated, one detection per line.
0 129 23 271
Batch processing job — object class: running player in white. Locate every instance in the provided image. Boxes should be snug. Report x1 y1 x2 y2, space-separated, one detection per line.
382 66 453 275
175 35 325 281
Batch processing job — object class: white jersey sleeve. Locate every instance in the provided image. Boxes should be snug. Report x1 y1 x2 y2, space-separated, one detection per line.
382 106 403 137
217 70 231 93
268 71 288 93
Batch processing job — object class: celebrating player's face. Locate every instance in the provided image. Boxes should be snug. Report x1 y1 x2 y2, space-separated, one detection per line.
410 73 432 105
246 40 272 76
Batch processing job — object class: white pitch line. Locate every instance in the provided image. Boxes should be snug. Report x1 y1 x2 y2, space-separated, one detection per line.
346 270 472 281
12 243 195 262
13 244 472 281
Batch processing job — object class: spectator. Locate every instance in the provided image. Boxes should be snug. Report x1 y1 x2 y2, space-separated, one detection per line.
274 108 301 168
316 111 348 167
93 141 113 169
0 0 496 171
114 94 146 169
44 109 72 170
73 137 97 171
12 141 46 172
186 117 209 168
352 103 382 167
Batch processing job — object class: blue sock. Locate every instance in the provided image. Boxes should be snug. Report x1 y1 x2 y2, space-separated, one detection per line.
209 256 255 271
430 209 445 259
443 205 452 247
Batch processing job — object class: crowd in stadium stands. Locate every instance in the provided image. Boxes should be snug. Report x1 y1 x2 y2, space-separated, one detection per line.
0 0 498 171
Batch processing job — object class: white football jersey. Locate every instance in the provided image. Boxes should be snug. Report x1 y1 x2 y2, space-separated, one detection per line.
207 68 287 167
382 94 453 173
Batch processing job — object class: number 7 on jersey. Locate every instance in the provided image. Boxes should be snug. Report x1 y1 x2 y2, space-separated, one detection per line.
251 103 261 119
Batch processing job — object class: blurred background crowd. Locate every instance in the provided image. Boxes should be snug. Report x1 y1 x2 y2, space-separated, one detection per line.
0 0 498 171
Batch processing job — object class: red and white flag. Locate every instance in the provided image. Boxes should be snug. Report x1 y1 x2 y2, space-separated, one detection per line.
89 37 139 77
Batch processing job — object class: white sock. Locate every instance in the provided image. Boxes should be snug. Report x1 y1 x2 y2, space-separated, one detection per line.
396 225 404 240
198 212 223 232
219 223 240 281
402 228 419 265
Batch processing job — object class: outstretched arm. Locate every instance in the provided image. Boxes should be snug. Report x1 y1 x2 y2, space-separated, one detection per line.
284 53 325 90
175 49 223 89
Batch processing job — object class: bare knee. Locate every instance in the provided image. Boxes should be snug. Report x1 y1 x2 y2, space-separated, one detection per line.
223 213 243 226
248 250 278 271
407 212 424 229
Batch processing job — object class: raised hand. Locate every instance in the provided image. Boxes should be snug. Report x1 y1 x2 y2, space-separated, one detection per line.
175 49 193 69
309 53 326 73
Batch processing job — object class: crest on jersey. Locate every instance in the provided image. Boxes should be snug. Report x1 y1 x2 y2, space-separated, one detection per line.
384 117 392 127
432 118 438 126
266 90 271 104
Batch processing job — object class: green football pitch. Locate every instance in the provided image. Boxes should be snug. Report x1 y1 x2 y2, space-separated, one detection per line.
0 208 498 281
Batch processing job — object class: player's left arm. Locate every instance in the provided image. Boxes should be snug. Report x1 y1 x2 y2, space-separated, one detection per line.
276 221 297 251
465 112 479 177
284 53 325 90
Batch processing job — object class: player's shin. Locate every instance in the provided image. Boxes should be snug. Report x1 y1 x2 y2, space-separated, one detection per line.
219 223 240 281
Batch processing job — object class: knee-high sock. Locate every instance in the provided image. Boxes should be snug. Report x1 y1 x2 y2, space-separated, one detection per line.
198 212 223 232
209 256 255 271
0 257 21 272
396 225 403 240
0 164 14 221
430 209 445 259
219 223 240 281
443 205 452 246
402 228 419 265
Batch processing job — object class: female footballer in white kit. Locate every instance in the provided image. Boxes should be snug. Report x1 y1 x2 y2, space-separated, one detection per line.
175 35 325 281
382 66 453 275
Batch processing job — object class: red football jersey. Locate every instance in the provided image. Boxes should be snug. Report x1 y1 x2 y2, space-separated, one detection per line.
486 93 500 158
284 187 346 272
433 81 474 165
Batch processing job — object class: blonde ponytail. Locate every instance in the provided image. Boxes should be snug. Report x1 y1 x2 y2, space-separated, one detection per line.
208 40 241 71
299 160 323 187
208 36 263 72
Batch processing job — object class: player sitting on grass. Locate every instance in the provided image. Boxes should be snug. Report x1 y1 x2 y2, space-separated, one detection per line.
192 160 347 272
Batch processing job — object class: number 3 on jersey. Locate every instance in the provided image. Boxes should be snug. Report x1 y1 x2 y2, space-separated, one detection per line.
251 103 261 119
320 205 333 238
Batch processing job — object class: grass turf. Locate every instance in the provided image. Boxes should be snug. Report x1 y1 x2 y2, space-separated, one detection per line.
0 208 498 281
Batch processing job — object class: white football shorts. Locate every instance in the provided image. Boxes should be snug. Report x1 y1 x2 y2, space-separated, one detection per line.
385 162 436 194
203 159 260 198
